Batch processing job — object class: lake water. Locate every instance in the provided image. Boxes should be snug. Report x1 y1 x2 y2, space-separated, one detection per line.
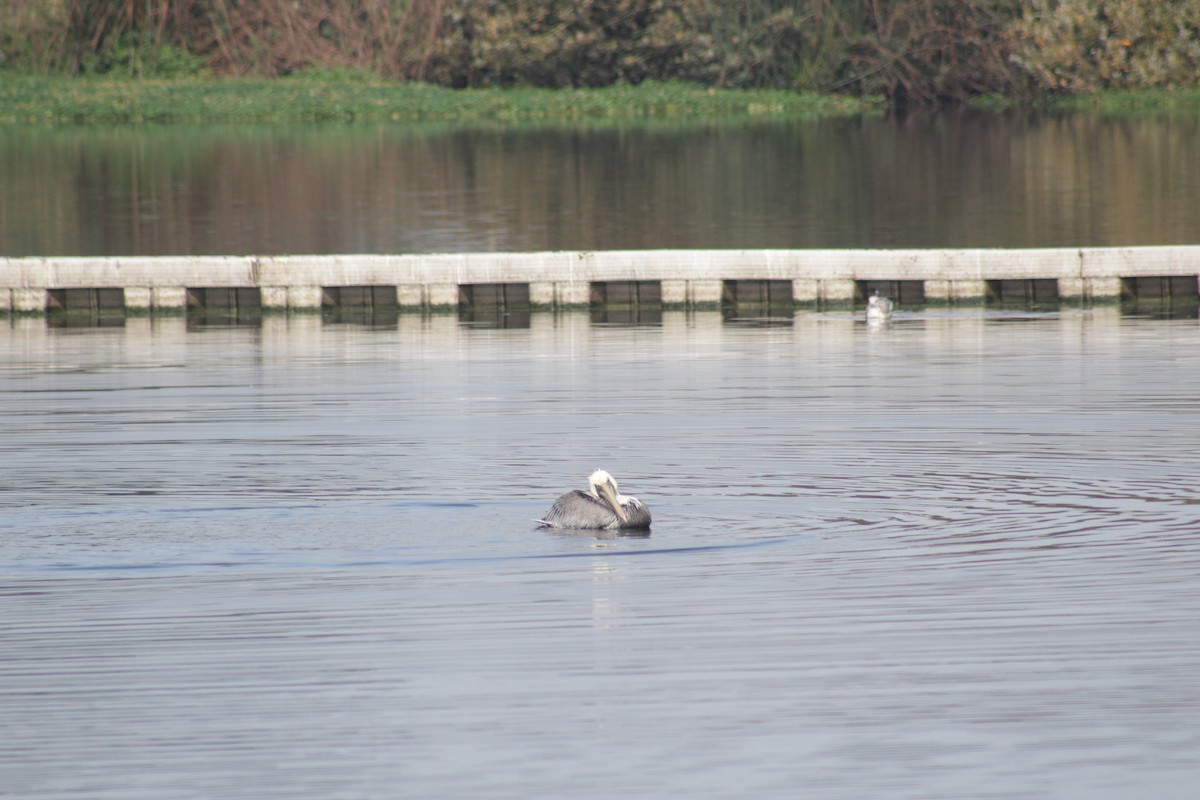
2 308 1198 799
2 110 1198 256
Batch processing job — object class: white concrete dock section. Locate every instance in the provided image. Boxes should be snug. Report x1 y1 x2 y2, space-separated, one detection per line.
2 247 1199 313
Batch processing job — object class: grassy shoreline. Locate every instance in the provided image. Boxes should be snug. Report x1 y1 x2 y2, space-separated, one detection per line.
970 89 1200 115
0 76 879 125
2 76 1196 126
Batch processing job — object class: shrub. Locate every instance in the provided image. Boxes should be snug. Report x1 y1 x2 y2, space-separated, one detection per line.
412 0 701 87
0 0 71 73
1009 0 1200 92
811 0 1027 104
675 1 1029 103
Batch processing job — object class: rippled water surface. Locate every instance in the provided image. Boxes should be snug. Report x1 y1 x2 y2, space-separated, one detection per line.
2 310 1199 799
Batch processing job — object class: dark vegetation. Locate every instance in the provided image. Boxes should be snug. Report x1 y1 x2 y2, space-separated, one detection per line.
1 1 1197 106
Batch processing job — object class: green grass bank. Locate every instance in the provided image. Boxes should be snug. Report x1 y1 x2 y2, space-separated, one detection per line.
0 76 880 125
3 75 1197 127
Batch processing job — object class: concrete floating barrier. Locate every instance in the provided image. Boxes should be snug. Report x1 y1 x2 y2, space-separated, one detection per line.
2 247 1199 315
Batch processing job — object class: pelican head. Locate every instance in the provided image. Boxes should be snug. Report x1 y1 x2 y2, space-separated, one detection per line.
587 469 628 523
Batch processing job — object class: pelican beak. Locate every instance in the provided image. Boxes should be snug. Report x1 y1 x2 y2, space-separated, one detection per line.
597 480 628 523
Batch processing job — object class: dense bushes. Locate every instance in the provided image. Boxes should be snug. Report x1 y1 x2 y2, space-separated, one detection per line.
0 1 1196 103
415 1 698 87
1010 0 1200 92
793 0 1027 104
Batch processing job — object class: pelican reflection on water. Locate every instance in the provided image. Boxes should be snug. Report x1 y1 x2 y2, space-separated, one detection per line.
537 469 652 530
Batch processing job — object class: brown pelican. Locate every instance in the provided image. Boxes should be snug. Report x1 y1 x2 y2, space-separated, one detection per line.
866 290 893 322
537 469 651 530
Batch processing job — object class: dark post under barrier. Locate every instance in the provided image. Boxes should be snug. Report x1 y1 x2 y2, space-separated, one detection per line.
591 281 662 307
187 288 262 310
986 279 1059 305
1121 276 1200 302
459 283 531 310
322 286 399 309
47 288 125 313
723 280 793 306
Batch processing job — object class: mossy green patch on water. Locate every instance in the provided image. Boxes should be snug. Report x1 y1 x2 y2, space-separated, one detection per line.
0 76 878 125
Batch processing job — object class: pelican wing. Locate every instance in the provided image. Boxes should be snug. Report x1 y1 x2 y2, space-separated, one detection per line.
620 498 652 530
537 490 623 529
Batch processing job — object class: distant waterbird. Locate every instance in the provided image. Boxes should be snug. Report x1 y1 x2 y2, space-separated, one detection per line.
537 469 652 530
866 290 894 322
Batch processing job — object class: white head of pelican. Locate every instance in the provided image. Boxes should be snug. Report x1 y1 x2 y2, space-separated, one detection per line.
537 469 652 530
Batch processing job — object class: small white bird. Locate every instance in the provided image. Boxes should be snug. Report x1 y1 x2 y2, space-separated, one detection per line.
537 469 652 530
866 290 894 322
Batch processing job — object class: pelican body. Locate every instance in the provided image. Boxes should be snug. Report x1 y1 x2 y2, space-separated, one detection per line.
866 290 894 322
538 469 651 530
